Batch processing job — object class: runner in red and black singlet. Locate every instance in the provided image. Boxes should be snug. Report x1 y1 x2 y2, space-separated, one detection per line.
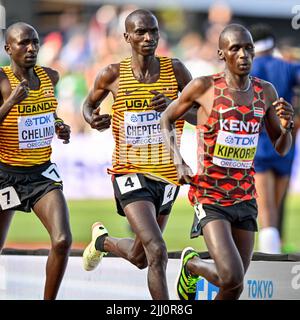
189 72 266 207
161 24 294 300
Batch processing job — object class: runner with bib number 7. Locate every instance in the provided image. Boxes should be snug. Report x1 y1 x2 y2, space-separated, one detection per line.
0 22 72 300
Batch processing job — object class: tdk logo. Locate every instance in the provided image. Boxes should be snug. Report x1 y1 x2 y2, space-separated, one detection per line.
129 111 161 123
130 114 138 122
25 119 33 127
247 279 274 299
224 136 256 146
25 114 52 126
195 278 219 300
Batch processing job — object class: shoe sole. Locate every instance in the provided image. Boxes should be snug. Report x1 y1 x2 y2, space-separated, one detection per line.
174 246 195 300
83 243 94 271
82 222 106 271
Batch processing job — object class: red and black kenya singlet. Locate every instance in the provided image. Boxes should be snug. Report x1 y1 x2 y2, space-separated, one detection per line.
189 72 266 206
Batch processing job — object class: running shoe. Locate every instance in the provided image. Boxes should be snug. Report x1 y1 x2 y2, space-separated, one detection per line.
83 222 108 271
175 247 200 300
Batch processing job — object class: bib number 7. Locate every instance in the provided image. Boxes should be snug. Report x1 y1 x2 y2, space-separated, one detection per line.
0 186 21 210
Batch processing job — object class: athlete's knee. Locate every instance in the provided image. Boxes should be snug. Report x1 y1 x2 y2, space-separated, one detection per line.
146 240 168 268
131 256 148 270
233 282 244 297
51 233 72 255
127 247 148 269
219 268 244 291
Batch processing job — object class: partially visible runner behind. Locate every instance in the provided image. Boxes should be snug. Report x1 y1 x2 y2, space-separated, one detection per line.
161 24 294 300
0 22 72 300
249 23 300 253
81 9 196 300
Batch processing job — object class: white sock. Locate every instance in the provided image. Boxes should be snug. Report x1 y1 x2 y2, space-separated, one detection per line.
258 227 281 254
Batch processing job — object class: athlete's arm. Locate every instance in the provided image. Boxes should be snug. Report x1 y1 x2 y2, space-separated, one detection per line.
263 81 294 156
172 58 198 125
82 64 119 131
161 77 207 184
44 67 71 144
0 70 29 124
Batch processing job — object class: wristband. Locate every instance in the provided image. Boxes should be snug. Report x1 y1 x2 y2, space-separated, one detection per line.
54 118 64 126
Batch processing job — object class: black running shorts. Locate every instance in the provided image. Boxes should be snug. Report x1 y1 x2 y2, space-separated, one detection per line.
0 161 63 213
190 199 258 238
112 173 180 217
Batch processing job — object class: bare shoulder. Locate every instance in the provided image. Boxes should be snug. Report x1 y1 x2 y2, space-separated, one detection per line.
43 67 60 86
259 79 276 92
0 68 11 96
171 58 186 71
190 75 213 92
0 68 8 82
260 79 278 104
95 63 120 89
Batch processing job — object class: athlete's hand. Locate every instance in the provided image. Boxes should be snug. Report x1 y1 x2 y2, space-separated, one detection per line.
176 162 194 185
273 97 294 129
149 90 172 112
6 79 29 106
90 106 111 132
55 121 71 144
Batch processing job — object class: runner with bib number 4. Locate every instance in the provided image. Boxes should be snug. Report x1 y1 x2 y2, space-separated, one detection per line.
82 9 197 300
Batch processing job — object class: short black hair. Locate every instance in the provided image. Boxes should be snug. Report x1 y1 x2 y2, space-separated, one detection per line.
5 22 37 44
249 23 275 44
125 9 157 32
219 24 252 49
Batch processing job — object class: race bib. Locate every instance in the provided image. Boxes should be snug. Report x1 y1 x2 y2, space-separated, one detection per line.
41 163 61 182
194 203 206 222
115 173 142 194
18 112 55 149
124 110 163 146
162 184 177 206
213 130 258 169
0 186 21 210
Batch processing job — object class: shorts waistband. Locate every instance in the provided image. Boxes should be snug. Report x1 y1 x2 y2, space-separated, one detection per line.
0 161 52 174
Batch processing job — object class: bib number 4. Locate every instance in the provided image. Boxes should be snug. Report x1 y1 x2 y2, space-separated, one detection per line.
116 174 142 194
162 184 176 206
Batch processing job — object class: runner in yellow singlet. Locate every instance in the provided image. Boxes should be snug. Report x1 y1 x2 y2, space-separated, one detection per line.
0 22 72 300
82 9 196 300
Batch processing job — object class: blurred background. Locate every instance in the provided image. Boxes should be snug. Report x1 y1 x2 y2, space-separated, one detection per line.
1 0 299 253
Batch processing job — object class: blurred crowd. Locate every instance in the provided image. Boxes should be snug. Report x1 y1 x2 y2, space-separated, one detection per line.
0 1 299 136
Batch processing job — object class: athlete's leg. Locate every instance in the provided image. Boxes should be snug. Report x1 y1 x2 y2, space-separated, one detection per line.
187 219 245 300
256 171 282 253
256 171 290 253
255 171 277 227
32 189 72 300
274 174 290 239
104 211 169 269
278 185 288 238
0 210 15 253
231 227 255 275
104 200 169 299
